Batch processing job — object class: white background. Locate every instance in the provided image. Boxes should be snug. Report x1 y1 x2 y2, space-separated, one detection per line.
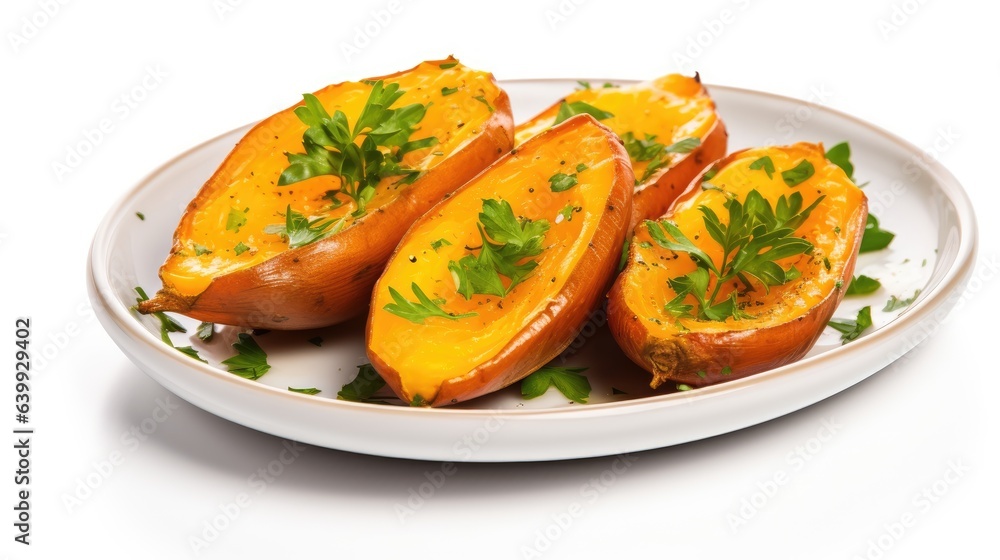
2 0 998 558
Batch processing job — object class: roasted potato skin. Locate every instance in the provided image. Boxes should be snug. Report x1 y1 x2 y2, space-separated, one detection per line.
608 144 868 389
138 59 513 329
367 115 634 406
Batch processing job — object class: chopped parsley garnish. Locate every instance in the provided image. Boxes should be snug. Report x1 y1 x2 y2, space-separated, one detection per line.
288 387 321 395
233 242 249 256
384 283 477 324
825 142 855 181
226 207 248 232
135 212 145 220
264 205 345 249
430 238 452 251
621 132 701 184
749 156 775 179
521 366 591 404
828 306 873 344
618 238 631 273
553 101 614 125
196 321 215 342
307 336 323 347
278 81 437 218
845 275 881 295
439 62 458 69
441 86 458 96
473 95 494 112
781 160 815 187
883 290 921 312
193 243 212 256
548 172 578 192
175 346 207 363
448 199 550 299
221 333 271 380
558 204 577 222
648 189 822 322
860 213 895 253
337 363 386 402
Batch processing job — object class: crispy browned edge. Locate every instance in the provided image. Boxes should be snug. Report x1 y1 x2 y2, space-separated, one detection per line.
366 114 634 406
607 146 869 389
138 58 513 329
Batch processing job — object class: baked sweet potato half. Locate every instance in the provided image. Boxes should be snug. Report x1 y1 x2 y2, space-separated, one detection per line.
367 114 633 406
608 143 867 389
515 73 727 225
138 57 513 329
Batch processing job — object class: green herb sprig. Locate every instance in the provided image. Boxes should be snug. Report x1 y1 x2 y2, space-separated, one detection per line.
384 283 477 324
279 81 437 219
648 189 823 322
621 133 701 185
264 205 345 249
448 199 550 299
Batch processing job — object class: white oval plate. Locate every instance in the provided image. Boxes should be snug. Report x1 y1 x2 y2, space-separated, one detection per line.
88 79 977 462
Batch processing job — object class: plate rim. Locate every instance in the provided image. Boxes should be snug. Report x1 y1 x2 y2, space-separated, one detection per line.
88 79 979 423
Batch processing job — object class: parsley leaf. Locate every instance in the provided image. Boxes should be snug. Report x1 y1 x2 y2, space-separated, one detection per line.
448 199 550 299
264 205 344 249
781 160 815 187
825 142 855 181
441 86 458 96
338 363 386 402
621 132 700 184
664 137 701 154
473 95 494 112
431 238 452 251
618 238 630 273
233 242 249 256
279 81 437 218
828 306 873 344
384 283 477 324
221 333 271 380
648 190 822 322
558 204 577 222
175 346 208 363
548 172 578 192
860 213 895 253
884 290 920 312
135 212 145 220
846 275 881 295
226 207 248 232
288 387 321 395
196 321 215 342
521 366 591 403
439 62 457 69
133 287 186 344
749 156 776 179
553 101 614 125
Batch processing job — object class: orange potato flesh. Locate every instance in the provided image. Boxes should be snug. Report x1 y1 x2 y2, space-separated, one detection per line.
515 74 727 224
367 115 633 406
608 143 867 388
138 57 513 328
